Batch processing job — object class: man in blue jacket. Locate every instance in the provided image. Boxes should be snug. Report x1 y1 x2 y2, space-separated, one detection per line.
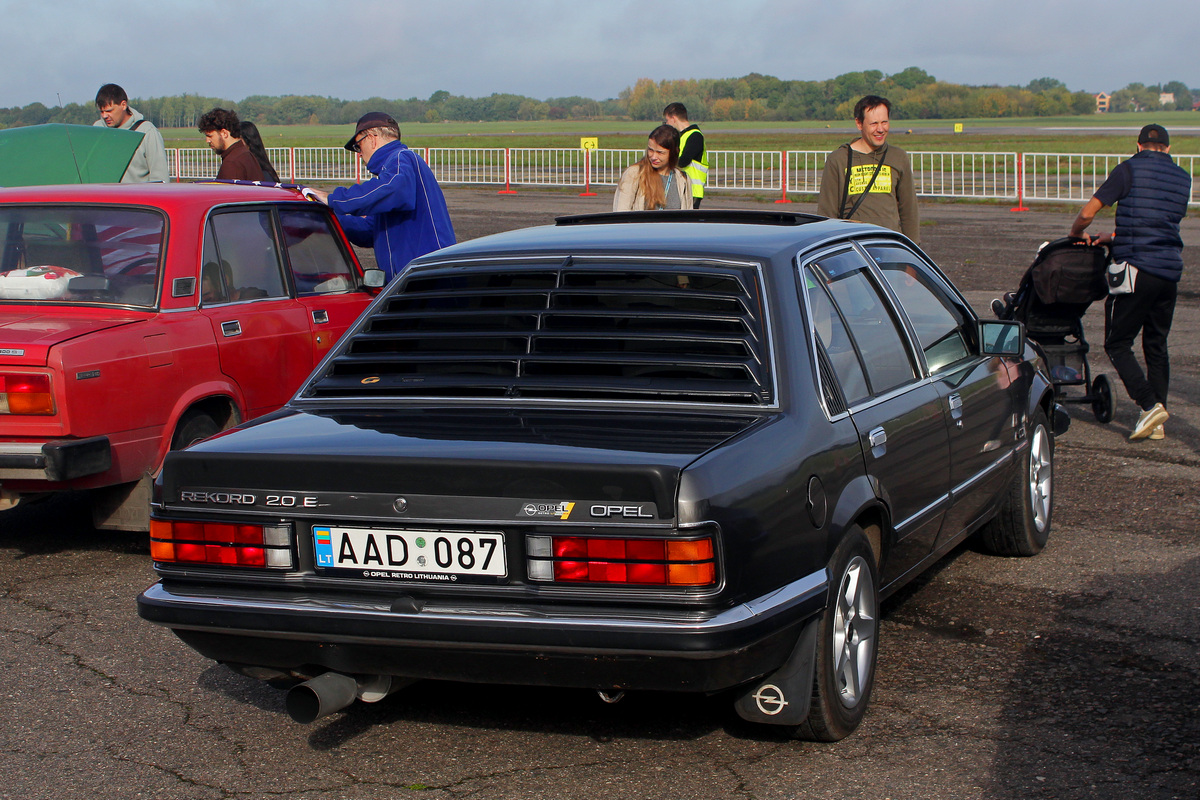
1070 124 1192 441
313 113 455 281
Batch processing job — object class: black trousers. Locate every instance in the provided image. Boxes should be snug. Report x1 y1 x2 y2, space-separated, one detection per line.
1104 270 1177 410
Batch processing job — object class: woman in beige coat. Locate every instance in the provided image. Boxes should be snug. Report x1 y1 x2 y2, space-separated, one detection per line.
613 125 692 211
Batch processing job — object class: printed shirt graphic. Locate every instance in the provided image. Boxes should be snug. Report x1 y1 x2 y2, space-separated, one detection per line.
848 164 893 195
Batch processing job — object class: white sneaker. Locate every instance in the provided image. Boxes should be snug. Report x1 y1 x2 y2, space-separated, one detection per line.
1149 424 1165 440
1130 403 1169 440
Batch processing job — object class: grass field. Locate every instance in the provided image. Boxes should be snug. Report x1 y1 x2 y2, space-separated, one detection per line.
161 111 1200 154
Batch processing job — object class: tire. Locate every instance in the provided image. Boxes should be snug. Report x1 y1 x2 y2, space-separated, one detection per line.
1091 374 1114 424
171 411 220 451
793 526 879 742
977 408 1053 556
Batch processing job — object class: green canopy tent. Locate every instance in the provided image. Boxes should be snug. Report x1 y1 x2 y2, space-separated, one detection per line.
0 124 145 186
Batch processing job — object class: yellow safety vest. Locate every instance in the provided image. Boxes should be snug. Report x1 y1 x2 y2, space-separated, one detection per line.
678 127 708 199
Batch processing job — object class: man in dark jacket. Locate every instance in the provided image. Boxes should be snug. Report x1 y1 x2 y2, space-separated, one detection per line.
198 108 263 181
312 113 455 281
1070 124 1192 441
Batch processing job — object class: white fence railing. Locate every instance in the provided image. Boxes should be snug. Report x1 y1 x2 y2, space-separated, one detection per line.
167 147 1200 205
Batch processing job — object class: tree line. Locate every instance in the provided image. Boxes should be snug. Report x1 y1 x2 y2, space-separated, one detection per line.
1 69 1195 129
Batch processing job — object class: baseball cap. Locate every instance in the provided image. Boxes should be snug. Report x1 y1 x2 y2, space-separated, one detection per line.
345 112 399 150
1138 124 1169 146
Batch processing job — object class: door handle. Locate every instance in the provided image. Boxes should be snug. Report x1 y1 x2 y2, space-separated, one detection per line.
311 309 329 324
868 427 887 448
948 392 964 427
220 320 242 337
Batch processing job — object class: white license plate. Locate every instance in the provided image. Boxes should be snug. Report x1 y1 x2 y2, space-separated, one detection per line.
313 526 506 579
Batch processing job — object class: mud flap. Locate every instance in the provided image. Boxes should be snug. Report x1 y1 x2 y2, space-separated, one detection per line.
733 618 819 725
91 476 151 532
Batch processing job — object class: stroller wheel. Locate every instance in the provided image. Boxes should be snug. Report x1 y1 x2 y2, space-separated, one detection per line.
1091 374 1114 423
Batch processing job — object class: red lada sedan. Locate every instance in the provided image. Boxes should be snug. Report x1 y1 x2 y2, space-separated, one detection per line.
0 183 381 530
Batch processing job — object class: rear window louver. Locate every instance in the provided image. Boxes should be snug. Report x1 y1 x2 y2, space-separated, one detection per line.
307 261 772 405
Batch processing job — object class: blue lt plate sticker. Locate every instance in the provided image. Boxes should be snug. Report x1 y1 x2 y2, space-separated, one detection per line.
314 526 334 567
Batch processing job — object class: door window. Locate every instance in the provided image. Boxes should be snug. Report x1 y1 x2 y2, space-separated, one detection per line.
201 210 286 304
278 207 358 296
806 250 916 398
868 244 971 373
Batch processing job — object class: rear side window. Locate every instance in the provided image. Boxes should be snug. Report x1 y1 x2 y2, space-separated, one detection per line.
0 206 164 306
279 207 358 296
806 249 917 397
201 210 286 303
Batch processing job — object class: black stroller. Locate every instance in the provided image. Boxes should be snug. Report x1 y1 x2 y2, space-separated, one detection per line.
992 237 1115 423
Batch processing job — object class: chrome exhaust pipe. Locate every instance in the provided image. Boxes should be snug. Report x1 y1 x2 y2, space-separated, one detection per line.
286 672 362 723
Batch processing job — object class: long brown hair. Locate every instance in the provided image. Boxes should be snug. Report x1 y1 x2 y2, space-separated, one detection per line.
637 124 680 210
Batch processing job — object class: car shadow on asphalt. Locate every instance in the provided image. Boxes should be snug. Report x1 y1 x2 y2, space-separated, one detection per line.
0 491 147 558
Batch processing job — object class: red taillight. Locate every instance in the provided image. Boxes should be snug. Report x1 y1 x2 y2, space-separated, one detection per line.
149 519 292 569
0 373 55 415
528 534 716 587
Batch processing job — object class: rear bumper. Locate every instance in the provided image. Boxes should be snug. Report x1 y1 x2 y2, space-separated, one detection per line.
0 436 111 482
138 571 828 693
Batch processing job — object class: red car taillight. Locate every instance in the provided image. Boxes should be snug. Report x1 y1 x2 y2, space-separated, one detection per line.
150 520 294 569
525 534 717 587
0 373 55 415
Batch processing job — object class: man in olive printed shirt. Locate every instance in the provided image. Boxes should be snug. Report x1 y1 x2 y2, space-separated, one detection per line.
817 95 920 244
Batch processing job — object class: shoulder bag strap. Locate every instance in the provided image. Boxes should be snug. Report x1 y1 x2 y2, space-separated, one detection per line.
839 143 853 218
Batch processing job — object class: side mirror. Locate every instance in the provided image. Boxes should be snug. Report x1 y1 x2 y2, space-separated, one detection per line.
361 269 387 289
978 319 1025 356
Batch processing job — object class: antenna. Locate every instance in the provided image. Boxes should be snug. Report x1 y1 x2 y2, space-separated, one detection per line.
59 92 84 182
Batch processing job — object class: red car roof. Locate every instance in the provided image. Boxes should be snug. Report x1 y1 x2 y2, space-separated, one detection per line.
0 182 309 211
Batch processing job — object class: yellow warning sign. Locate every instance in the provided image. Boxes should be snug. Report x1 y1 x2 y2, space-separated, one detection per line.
580 137 598 150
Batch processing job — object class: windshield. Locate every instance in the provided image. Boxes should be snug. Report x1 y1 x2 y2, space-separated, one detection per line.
0 206 165 306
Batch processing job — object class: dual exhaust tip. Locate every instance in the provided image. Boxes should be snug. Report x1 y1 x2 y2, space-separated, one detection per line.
285 672 397 724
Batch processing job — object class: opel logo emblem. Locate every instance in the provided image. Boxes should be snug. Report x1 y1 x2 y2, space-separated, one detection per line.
752 684 788 716
361 376 380 384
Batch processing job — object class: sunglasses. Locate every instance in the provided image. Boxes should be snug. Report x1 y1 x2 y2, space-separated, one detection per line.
350 131 372 153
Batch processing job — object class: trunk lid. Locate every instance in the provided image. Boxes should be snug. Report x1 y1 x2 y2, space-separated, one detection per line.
161 406 768 524
0 309 145 366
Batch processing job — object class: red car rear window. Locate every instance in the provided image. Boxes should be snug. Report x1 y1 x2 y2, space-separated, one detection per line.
0 206 164 306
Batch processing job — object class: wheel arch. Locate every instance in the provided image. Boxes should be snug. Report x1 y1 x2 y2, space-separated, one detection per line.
154 383 246 467
828 473 888 571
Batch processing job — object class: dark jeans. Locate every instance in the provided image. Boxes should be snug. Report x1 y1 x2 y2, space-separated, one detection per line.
1104 269 1177 410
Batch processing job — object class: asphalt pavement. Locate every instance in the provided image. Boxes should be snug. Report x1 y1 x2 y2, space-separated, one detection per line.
1 190 1197 800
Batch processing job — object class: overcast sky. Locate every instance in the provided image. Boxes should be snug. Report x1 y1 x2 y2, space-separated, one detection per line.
3 0 1194 110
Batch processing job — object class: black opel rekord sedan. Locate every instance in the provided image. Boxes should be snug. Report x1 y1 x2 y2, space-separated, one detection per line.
138 211 1066 740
